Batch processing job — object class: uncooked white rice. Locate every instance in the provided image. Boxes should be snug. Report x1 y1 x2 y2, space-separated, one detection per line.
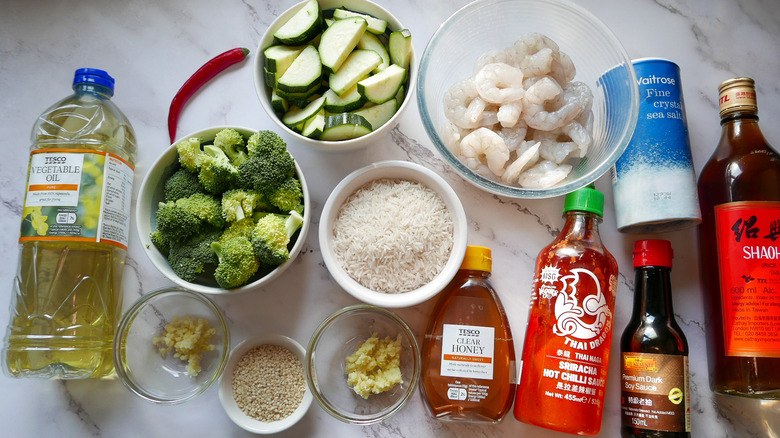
332 178 454 294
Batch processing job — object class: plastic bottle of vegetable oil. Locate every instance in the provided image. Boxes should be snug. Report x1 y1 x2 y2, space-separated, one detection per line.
2 68 137 379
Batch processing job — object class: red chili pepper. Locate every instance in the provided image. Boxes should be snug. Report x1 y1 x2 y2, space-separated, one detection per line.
168 47 250 143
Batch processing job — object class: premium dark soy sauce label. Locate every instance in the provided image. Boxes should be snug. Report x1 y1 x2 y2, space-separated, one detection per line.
621 352 690 432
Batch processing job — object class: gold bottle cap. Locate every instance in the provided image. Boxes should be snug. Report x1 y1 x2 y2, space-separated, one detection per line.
460 246 492 272
718 77 757 118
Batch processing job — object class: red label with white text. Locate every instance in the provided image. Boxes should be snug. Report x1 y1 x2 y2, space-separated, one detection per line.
714 201 780 357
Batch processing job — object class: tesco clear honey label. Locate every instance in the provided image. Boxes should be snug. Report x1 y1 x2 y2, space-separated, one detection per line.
440 324 495 380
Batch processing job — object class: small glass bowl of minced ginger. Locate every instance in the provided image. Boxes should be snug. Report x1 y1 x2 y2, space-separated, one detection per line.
113 287 230 404
305 304 421 424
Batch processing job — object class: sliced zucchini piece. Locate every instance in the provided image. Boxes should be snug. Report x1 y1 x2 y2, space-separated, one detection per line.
270 90 290 114
357 64 407 104
320 113 373 141
263 45 303 73
323 85 366 113
329 49 381 96
388 29 413 69
394 85 405 105
357 31 390 73
282 95 326 127
351 99 398 130
277 45 322 94
273 0 323 45
301 109 326 139
318 17 368 73
264 67 279 88
332 8 387 34
277 82 320 108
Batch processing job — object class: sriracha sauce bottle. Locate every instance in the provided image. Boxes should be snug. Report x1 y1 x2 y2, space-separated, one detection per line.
514 185 619 435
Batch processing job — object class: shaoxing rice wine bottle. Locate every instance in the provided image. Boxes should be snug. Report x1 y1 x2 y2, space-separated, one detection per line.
697 77 780 398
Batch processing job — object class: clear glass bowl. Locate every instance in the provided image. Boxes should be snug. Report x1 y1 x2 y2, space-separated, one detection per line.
113 287 230 404
417 0 639 198
306 305 421 424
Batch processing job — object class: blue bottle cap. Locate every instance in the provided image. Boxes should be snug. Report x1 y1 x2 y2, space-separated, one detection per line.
73 68 115 95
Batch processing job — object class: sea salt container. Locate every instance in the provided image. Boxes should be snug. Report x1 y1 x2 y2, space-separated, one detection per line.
610 58 701 234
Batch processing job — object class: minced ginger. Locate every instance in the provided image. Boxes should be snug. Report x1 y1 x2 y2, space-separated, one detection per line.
153 315 216 377
345 332 403 399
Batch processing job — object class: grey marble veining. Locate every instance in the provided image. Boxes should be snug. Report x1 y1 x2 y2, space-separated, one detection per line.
1 0 779 436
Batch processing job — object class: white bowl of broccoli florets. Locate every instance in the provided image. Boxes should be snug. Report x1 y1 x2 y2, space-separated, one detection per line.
137 126 310 294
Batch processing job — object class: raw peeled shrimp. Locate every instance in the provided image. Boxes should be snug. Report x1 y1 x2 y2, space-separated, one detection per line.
498 122 528 152
497 101 523 128
458 127 511 176
442 121 467 154
561 120 592 157
524 79 589 131
444 78 483 129
534 130 578 164
465 96 488 126
512 33 559 77
517 160 573 189
550 51 576 86
501 141 541 183
474 49 513 75
474 63 525 104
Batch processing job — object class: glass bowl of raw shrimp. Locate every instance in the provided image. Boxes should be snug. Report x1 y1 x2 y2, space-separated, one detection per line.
417 0 639 199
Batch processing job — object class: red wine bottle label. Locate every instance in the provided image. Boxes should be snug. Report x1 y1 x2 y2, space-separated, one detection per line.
620 352 690 432
714 201 780 357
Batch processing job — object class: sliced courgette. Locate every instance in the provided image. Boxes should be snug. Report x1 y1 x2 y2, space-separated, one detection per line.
394 85 405 105
320 113 373 141
318 17 368 73
351 99 398 130
329 49 382 96
264 45 304 73
271 90 290 114
282 94 326 127
273 0 323 45
357 31 390 73
277 45 322 93
277 81 320 108
323 85 365 113
388 29 413 69
357 64 406 104
301 109 326 139
264 67 279 88
332 8 387 34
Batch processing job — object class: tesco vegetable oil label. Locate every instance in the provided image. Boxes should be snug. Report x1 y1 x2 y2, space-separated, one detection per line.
21 149 134 250
536 266 612 405
440 324 495 380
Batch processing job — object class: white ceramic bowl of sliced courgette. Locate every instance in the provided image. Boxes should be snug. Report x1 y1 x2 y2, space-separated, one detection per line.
255 0 416 152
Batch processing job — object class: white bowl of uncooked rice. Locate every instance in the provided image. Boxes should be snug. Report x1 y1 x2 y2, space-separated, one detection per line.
319 160 468 308
218 334 313 434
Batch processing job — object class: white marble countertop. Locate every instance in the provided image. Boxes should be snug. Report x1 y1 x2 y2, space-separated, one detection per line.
2 0 779 436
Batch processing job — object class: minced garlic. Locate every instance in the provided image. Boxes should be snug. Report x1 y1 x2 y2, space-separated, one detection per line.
345 332 403 399
153 315 216 377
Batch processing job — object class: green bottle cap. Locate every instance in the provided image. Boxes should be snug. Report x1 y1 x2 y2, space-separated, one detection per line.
563 184 604 217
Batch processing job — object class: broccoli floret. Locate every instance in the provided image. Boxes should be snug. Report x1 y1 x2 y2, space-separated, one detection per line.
175 137 203 171
237 131 295 194
246 130 287 157
267 176 303 213
149 229 170 253
214 128 248 168
154 193 225 242
168 227 221 282
164 168 205 202
221 189 266 222
197 145 238 194
219 217 256 243
250 210 303 266
211 236 260 289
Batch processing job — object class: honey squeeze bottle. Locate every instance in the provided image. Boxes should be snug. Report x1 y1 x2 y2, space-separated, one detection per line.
513 185 619 435
420 246 516 423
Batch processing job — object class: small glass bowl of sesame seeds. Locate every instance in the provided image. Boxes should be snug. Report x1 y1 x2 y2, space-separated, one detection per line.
218 333 313 434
